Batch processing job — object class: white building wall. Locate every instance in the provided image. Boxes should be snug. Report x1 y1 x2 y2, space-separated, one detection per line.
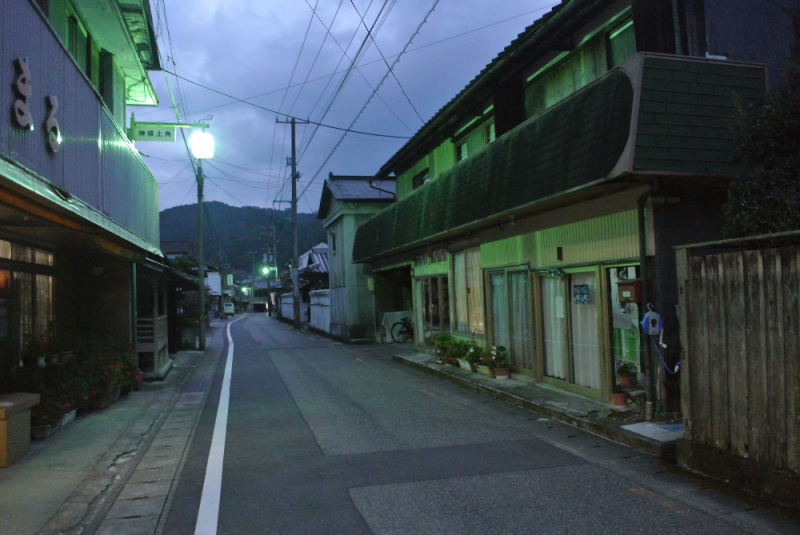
309 289 330 333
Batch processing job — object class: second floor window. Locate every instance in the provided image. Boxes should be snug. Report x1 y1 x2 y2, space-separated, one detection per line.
485 122 496 144
456 142 469 162
412 169 430 189
524 17 636 119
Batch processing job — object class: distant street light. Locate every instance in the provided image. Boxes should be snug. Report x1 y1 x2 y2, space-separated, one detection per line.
191 128 214 350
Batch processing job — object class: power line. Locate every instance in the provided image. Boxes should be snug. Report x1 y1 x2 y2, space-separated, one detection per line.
213 156 283 176
285 0 342 118
205 161 279 189
161 69 411 140
295 0 354 153
298 0 415 160
153 0 200 180
348 0 424 124
300 0 442 202
137 5 556 124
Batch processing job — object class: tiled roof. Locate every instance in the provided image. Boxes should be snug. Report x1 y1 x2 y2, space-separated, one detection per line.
317 175 395 218
326 178 395 201
298 242 329 274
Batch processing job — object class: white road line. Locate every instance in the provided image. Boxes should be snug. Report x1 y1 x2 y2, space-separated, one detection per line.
194 317 242 535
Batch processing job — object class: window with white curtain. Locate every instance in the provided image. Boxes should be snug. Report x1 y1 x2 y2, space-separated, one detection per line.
541 276 568 380
453 247 484 334
490 270 534 371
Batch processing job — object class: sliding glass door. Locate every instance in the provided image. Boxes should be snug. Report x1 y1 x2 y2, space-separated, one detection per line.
540 269 601 393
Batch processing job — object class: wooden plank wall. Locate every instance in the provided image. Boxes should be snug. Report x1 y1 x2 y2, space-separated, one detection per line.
677 246 800 474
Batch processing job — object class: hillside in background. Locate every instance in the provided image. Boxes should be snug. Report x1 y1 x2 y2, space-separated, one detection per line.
159 202 327 278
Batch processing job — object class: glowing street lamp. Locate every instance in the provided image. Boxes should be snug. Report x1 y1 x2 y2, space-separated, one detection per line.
191 128 214 350
190 130 214 159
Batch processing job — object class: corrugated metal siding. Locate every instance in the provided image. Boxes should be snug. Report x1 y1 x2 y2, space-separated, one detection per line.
414 260 448 277
533 210 638 267
0 0 160 249
481 236 528 268
480 211 636 269
1 3 50 169
101 112 160 244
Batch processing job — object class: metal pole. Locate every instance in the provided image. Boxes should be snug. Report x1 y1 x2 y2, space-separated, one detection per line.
290 118 300 329
197 160 206 350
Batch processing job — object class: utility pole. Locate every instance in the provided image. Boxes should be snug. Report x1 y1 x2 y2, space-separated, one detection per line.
269 225 278 288
276 116 308 329
196 160 206 349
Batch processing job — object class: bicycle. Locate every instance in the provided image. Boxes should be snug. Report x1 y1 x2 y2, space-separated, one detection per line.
390 317 414 343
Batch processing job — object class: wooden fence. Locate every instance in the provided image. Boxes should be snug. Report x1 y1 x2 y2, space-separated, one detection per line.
676 242 800 478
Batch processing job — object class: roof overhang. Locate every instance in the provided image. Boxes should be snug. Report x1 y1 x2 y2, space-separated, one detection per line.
0 157 163 260
73 0 161 106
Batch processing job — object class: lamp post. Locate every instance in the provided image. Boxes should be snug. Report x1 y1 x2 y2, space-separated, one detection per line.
190 129 214 350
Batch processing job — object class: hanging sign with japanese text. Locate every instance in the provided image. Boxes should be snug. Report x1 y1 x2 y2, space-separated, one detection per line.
129 125 176 142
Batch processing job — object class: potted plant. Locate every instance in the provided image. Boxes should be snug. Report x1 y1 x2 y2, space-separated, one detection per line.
616 361 637 390
12 362 76 439
611 384 628 407
30 395 70 439
429 333 456 365
444 339 472 366
462 342 482 371
64 371 90 413
475 345 501 377
486 345 510 379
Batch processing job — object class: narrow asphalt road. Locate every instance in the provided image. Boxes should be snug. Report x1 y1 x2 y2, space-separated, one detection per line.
159 314 800 534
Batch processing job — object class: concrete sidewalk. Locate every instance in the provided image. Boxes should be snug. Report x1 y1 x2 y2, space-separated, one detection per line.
381 345 685 461
0 328 221 535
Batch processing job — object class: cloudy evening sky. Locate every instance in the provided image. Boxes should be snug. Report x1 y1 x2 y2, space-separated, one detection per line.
134 1 560 213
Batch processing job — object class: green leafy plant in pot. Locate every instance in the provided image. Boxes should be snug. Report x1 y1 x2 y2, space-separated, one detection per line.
616 361 637 390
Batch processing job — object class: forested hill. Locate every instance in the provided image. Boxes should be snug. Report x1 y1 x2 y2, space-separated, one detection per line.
159 201 326 277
